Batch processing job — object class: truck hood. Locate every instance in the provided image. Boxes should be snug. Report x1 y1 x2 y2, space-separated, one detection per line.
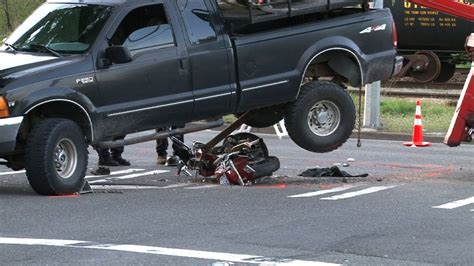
0 51 57 72
0 51 75 91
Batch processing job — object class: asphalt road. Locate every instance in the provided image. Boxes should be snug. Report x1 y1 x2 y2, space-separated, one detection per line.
0 131 473 265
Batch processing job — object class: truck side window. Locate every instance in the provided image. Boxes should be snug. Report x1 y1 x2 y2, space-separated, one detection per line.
176 0 217 45
111 4 175 53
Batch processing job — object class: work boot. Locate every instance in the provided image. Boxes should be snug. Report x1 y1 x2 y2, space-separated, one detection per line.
113 155 131 166
165 155 180 166
157 155 167 165
98 156 120 167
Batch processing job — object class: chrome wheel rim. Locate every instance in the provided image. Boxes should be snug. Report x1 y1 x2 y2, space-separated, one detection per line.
54 138 77 179
307 100 341 137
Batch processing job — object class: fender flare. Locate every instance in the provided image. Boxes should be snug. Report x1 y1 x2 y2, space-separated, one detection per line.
19 88 96 142
296 37 366 97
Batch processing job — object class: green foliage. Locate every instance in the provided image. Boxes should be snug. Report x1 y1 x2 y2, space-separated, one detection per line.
0 0 45 39
379 98 455 133
351 93 455 133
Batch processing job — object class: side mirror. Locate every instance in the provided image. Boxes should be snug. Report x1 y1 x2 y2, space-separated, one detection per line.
105 45 133 64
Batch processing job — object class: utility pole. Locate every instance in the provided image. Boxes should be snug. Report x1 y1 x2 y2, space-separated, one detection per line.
363 0 383 129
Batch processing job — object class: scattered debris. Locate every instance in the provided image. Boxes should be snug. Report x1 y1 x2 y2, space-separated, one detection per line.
342 163 350 167
347 158 356 162
376 177 383 182
299 166 368 178
90 167 110 176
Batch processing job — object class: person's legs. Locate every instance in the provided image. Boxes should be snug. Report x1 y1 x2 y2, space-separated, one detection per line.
156 129 168 165
97 148 119 167
111 135 130 166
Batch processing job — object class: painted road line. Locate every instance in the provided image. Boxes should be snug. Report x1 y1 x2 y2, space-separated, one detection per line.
90 185 163 190
287 185 355 198
184 185 219 190
158 183 192 189
320 185 398 201
0 237 339 266
432 196 474 209
91 184 192 190
85 168 145 179
0 170 26 176
89 170 169 184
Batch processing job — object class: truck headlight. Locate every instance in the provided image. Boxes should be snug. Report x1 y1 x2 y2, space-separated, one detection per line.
0 96 10 118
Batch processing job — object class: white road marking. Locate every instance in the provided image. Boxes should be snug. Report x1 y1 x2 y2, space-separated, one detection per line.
0 170 26 176
0 237 338 265
158 183 192 189
89 170 169 184
320 185 398 200
85 168 145 179
432 196 474 209
90 185 163 190
184 185 219 190
287 185 355 198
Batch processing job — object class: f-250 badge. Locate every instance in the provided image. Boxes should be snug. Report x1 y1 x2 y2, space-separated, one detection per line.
359 24 387 34
76 77 94 85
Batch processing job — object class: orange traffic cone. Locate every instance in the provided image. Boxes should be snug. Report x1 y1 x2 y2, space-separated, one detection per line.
403 100 432 147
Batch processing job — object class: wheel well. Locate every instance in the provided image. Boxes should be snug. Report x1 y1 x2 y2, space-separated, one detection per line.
303 50 363 87
22 101 93 143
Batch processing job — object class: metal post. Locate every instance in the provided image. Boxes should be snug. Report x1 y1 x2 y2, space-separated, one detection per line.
363 81 381 128
363 0 383 129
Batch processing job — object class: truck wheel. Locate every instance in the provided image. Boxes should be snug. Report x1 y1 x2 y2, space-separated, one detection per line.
285 81 355 153
25 119 88 195
238 105 286 128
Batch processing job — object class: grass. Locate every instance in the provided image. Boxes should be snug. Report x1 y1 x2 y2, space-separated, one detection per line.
352 93 455 134
380 98 455 134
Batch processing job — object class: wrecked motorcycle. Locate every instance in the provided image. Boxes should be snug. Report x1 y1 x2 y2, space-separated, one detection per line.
172 132 280 185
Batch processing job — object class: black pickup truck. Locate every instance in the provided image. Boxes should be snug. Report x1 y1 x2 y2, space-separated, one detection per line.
0 0 402 195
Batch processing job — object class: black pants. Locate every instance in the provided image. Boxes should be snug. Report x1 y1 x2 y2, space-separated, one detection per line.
156 128 183 157
97 135 125 158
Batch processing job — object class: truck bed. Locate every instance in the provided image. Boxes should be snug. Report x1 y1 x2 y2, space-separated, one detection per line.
230 8 397 110
218 0 369 24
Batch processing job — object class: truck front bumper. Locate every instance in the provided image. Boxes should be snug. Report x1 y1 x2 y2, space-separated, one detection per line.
0 116 23 154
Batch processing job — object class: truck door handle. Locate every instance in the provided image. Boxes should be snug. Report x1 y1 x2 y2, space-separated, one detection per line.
179 59 188 74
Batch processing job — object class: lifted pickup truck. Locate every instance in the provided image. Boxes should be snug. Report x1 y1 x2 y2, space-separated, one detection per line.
0 0 401 195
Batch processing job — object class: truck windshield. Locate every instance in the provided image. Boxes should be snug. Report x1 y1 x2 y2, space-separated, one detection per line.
5 3 113 55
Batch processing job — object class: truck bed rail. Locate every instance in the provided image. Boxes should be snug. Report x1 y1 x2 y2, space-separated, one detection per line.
218 0 370 24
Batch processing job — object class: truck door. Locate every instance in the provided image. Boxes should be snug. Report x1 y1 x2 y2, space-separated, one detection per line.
175 0 234 120
95 2 192 136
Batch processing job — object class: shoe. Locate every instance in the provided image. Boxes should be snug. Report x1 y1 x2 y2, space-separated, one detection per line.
157 155 167 165
113 155 131 166
165 155 180 166
98 156 120 167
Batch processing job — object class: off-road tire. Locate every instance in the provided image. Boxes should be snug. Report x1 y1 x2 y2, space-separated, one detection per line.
25 118 88 195
285 81 355 153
